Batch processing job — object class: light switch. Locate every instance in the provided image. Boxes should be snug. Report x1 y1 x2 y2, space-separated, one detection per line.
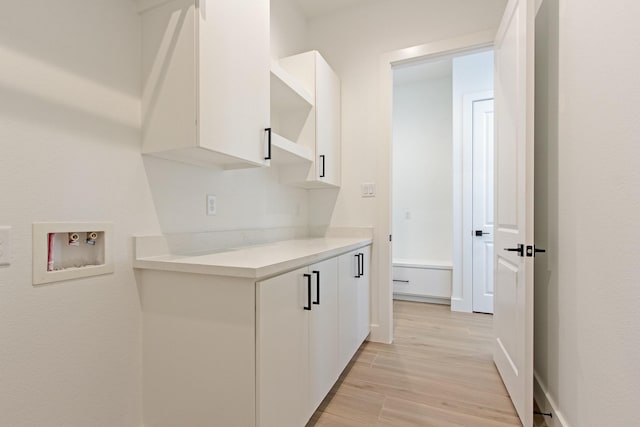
361 183 376 198
0 226 11 267
206 194 217 216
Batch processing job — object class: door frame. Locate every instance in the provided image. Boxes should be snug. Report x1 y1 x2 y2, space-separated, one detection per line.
462 91 495 313
374 30 495 343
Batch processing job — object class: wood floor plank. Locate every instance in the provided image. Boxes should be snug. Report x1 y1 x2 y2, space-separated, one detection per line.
379 396 520 427
308 301 546 427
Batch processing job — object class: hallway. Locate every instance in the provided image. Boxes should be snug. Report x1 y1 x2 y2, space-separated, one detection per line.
309 301 547 426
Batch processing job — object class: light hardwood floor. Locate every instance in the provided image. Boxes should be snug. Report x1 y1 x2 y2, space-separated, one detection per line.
308 301 548 427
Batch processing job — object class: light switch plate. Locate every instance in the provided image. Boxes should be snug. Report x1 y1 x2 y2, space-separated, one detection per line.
361 183 376 198
206 194 217 216
0 226 10 266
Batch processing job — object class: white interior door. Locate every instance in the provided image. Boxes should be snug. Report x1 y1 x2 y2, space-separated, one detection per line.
493 0 535 426
472 98 495 314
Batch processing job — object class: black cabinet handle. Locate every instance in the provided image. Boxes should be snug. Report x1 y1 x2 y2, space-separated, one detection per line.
312 270 320 305
264 128 272 160
393 279 410 283
303 273 312 310
354 254 360 278
319 155 325 178
359 253 364 277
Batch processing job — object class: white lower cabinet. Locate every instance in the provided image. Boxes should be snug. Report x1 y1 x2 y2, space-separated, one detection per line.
257 248 369 427
257 267 309 427
337 247 371 369
308 258 340 413
141 244 370 427
257 257 340 427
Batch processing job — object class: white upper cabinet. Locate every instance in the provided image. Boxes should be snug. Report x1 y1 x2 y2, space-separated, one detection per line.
139 0 270 169
273 51 342 188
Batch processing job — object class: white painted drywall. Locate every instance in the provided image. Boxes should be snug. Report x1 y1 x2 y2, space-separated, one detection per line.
0 1 153 425
0 0 310 425
450 50 494 312
534 0 640 426
143 157 308 233
271 0 310 60
392 74 453 263
307 0 507 341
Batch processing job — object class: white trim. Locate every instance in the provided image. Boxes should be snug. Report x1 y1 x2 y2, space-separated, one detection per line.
534 371 571 427
376 30 496 342
393 294 450 305
393 259 452 270
453 91 494 313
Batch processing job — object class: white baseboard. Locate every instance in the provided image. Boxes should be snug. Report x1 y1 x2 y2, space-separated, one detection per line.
393 294 450 305
534 371 570 427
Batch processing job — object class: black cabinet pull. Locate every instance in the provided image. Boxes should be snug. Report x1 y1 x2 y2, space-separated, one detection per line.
312 270 320 305
359 253 364 277
303 273 312 310
354 254 360 278
264 128 272 160
319 155 325 178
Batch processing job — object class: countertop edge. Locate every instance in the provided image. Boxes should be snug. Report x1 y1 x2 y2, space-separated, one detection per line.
134 238 372 280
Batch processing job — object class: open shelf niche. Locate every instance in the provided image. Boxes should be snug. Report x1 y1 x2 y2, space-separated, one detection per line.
269 62 314 166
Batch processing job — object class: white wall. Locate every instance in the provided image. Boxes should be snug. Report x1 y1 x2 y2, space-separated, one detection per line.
307 0 507 340
0 1 153 425
392 75 453 263
534 0 640 426
271 0 309 60
451 50 494 311
0 1 311 425
143 157 308 233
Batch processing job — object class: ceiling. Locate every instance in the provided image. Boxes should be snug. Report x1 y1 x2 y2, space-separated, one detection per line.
294 0 375 19
393 58 453 86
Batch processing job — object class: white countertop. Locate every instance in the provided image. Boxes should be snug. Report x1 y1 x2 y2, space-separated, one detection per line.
134 237 372 279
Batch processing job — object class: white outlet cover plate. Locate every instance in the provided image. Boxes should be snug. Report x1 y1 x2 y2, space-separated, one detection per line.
0 226 11 266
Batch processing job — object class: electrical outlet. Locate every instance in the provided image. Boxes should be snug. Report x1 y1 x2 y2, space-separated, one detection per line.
206 194 217 216
0 226 11 267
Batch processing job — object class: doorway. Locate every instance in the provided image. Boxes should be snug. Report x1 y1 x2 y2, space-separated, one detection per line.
390 49 495 314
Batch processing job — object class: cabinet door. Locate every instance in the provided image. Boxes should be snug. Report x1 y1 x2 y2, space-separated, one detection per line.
257 267 309 427
356 246 371 344
338 247 371 370
337 250 360 369
308 257 339 416
198 0 270 165
315 54 341 186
